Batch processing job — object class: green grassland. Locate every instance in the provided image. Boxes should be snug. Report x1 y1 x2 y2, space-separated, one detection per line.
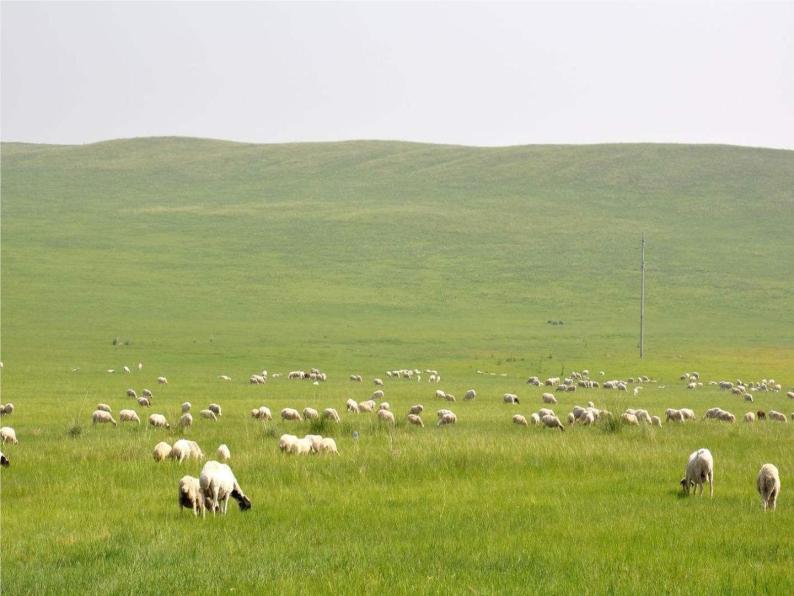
1 138 793 594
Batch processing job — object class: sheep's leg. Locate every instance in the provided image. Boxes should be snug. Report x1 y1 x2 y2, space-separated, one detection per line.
709 474 713 498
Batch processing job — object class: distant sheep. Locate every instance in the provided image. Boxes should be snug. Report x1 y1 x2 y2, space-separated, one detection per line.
178 475 205 517
217 444 231 462
126 389 137 398
768 411 787 423
317 437 338 455
303 407 319 420
378 402 391 411
651 415 662 427
372 390 385 400
540 415 564 431
464 389 477 400
373 378 384 386
157 376 168 385
757 463 781 512
137 397 151 408
744 412 756 423
142 389 153 398
0 427 18 444
208 404 222 417
681 448 714 497
530 413 541 425
281 408 303 422
0 451 8 467
148 414 170 429
346 399 360 413
181 402 192 413
279 434 297 452
92 410 117 427
358 400 376 413
350 374 363 382
665 408 685 423
377 409 396 425
323 408 341 423
170 439 204 463
179 413 193 428
621 413 639 426
96 403 112 413
542 393 557 405
199 409 218 421
252 406 272 421
407 414 424 427
503 393 519 404
512 414 529 427
0 403 13 416
435 390 447 400
437 412 457 426
119 409 141 424
153 441 172 462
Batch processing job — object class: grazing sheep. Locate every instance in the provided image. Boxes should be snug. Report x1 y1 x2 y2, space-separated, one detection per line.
96 403 112 413
199 409 218 421
358 400 376 413
373 378 384 386
437 412 457 426
0 427 18 444
464 389 477 400
407 414 424 427
537 408 556 418
323 408 341 423
621 413 639 426
0 403 13 416
179 413 193 428
787 391 794 399
219 375 232 381
119 409 141 424
409 404 424 415
303 407 319 420
251 406 272 421
744 394 754 402
287 437 314 455
681 448 714 497
444 393 457 402
757 410 767 420
350 374 363 382
768 410 787 423
208 404 222 417
279 434 297 452
137 397 151 408
92 410 117 426
181 402 192 413
717 411 736 423
157 376 168 385
566 412 576 425
0 451 9 467
540 415 564 431
680 409 696 421
579 411 596 426
178 475 204 517
317 437 339 455
377 409 396 425
153 441 172 462
542 393 557 405
744 412 756 423
650 415 662 427
126 388 137 398
503 393 520 404
513 414 529 427
757 464 781 511
217 444 231 462
199 461 252 516
142 389 153 398
345 399 360 413
635 410 652 424
665 409 685 423
435 390 447 400
530 413 541 425
371 390 385 400
148 414 170 429
170 439 205 463
281 408 303 422
378 402 391 411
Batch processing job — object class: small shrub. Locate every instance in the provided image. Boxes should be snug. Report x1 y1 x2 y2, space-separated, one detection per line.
68 424 82 438
599 415 622 434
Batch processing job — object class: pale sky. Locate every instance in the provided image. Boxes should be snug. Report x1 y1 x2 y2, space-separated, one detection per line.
2 1 792 148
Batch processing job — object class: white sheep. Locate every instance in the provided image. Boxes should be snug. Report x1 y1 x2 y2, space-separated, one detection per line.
279 434 298 452
199 460 252 516
409 404 424 415
208 403 222 417
681 448 714 497
304 435 323 452
137 397 151 408
303 407 319 420
503 393 520 404
148 413 170 429
345 399 360 413
541 414 564 431
181 402 192 413
323 408 341 423
92 410 117 427
199 409 218 421
435 390 447 400
681 408 696 421
119 409 141 424
757 463 781 512
407 414 424 427
437 412 457 426
0 427 18 444
372 390 385 400
317 437 338 455
650 415 662 427
153 441 172 461
170 439 205 463
621 413 639 426
744 412 756 423
444 393 456 402
219 375 232 381
179 413 193 428
178 475 205 516
288 437 314 455
513 414 529 427
768 410 787 423
157 376 168 385
126 388 137 398
530 413 541 425
0 403 13 416
217 444 231 462
377 409 396 425
96 403 112 413
373 378 384 386
358 400 376 413
665 408 685 423
537 408 556 419
281 408 303 421
464 389 477 400
378 402 391 411
142 389 153 398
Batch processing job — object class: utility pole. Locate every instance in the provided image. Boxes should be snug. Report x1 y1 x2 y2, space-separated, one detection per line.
640 233 645 359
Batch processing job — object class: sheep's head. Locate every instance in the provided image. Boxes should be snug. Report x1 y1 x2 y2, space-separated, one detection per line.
680 477 690 493
232 488 252 511
0 454 9 467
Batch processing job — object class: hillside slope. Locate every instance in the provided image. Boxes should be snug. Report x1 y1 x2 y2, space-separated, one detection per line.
2 138 792 375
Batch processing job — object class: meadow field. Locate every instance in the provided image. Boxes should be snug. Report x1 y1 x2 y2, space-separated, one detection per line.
1 138 793 593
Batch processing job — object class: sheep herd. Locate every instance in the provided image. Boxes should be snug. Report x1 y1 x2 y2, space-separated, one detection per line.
0 365 789 515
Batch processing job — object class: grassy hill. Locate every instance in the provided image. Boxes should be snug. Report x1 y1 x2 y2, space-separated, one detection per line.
2 138 793 378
